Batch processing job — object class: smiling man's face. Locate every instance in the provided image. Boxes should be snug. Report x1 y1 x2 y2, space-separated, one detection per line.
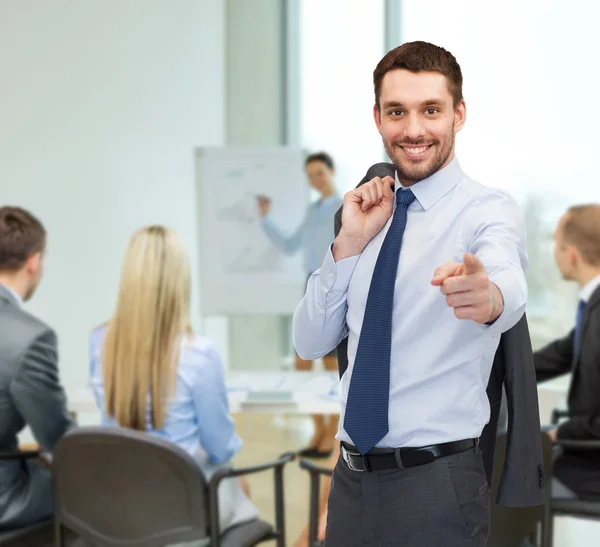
374 69 466 186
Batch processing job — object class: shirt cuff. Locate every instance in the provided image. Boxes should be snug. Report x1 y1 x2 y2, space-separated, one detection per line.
318 245 360 293
485 269 527 334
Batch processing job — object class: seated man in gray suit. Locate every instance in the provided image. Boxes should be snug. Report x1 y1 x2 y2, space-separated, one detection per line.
0 206 74 529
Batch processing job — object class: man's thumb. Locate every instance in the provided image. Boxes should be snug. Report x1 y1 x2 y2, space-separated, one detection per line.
463 252 484 275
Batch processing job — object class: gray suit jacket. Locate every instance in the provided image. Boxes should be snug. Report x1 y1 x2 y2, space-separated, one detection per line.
0 284 74 528
334 163 545 507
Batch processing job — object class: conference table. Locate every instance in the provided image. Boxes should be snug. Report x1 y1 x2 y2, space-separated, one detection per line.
68 370 341 416
67 370 570 423
18 370 569 453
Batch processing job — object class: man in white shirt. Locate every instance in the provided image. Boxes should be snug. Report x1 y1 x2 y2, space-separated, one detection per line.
293 41 528 546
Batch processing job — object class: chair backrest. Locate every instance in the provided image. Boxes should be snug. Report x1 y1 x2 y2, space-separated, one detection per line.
486 431 553 547
52 426 210 547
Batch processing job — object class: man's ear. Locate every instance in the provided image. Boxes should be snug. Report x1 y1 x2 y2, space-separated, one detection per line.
454 99 466 133
373 104 383 135
25 251 41 275
568 245 580 269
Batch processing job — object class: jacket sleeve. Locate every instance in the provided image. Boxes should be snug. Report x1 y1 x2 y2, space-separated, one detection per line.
10 328 75 452
556 308 600 440
533 330 574 383
495 314 546 507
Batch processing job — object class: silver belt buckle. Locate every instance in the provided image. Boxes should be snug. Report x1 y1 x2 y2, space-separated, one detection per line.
342 445 364 472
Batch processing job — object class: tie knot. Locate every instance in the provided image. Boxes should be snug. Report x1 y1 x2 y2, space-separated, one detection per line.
396 188 416 207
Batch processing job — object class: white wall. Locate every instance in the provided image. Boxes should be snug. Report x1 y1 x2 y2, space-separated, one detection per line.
300 0 385 194
0 0 225 391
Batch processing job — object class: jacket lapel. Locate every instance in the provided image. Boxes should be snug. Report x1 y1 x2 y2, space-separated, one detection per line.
572 285 600 374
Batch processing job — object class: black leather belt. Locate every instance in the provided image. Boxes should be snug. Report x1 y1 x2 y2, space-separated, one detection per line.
341 438 477 472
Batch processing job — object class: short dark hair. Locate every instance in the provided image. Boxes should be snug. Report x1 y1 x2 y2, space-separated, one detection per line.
0 206 46 272
563 204 600 266
305 152 335 171
373 41 463 109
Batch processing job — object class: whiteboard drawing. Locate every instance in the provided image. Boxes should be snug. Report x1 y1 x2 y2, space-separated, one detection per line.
195 147 308 315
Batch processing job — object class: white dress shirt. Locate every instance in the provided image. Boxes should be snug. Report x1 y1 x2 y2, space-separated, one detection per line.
580 274 600 303
293 157 528 448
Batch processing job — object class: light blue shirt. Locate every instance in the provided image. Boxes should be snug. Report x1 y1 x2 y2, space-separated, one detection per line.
89 327 242 464
293 157 528 448
261 193 343 274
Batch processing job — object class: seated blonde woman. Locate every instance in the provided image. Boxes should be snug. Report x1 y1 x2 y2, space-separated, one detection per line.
89 225 258 536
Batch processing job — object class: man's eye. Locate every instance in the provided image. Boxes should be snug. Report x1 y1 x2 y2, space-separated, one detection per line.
425 108 439 115
390 110 404 116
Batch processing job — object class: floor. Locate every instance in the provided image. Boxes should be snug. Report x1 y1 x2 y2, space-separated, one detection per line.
231 412 319 546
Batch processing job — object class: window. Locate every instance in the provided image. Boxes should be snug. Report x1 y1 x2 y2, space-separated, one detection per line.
399 0 599 348
300 0 385 195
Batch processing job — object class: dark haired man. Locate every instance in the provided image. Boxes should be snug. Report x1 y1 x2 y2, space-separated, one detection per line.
0 206 74 530
294 41 542 546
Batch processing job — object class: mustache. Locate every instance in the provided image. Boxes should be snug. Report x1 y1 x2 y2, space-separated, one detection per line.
394 139 437 146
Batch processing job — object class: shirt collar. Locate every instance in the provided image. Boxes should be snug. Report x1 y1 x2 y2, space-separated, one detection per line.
0 282 23 307
580 274 600 303
394 156 464 211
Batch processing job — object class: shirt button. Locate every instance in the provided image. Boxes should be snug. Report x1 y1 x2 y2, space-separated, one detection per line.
318 308 325 315
328 272 334 279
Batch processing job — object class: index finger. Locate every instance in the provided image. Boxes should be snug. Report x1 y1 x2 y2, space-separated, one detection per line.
431 262 462 286
440 275 472 295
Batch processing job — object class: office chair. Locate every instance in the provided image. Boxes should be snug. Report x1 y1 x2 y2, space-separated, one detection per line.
298 458 333 547
541 409 600 547
52 426 294 547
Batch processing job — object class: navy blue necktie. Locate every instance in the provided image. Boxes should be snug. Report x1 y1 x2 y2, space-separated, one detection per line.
573 299 586 363
344 188 416 454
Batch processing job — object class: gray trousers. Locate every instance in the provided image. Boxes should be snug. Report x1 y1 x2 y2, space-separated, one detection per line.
324 445 490 547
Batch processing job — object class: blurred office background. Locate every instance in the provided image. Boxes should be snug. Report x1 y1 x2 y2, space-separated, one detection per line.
2 0 594 386
1 1 598 544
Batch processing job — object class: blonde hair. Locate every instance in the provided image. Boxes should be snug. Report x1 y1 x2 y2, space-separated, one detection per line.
103 225 192 430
